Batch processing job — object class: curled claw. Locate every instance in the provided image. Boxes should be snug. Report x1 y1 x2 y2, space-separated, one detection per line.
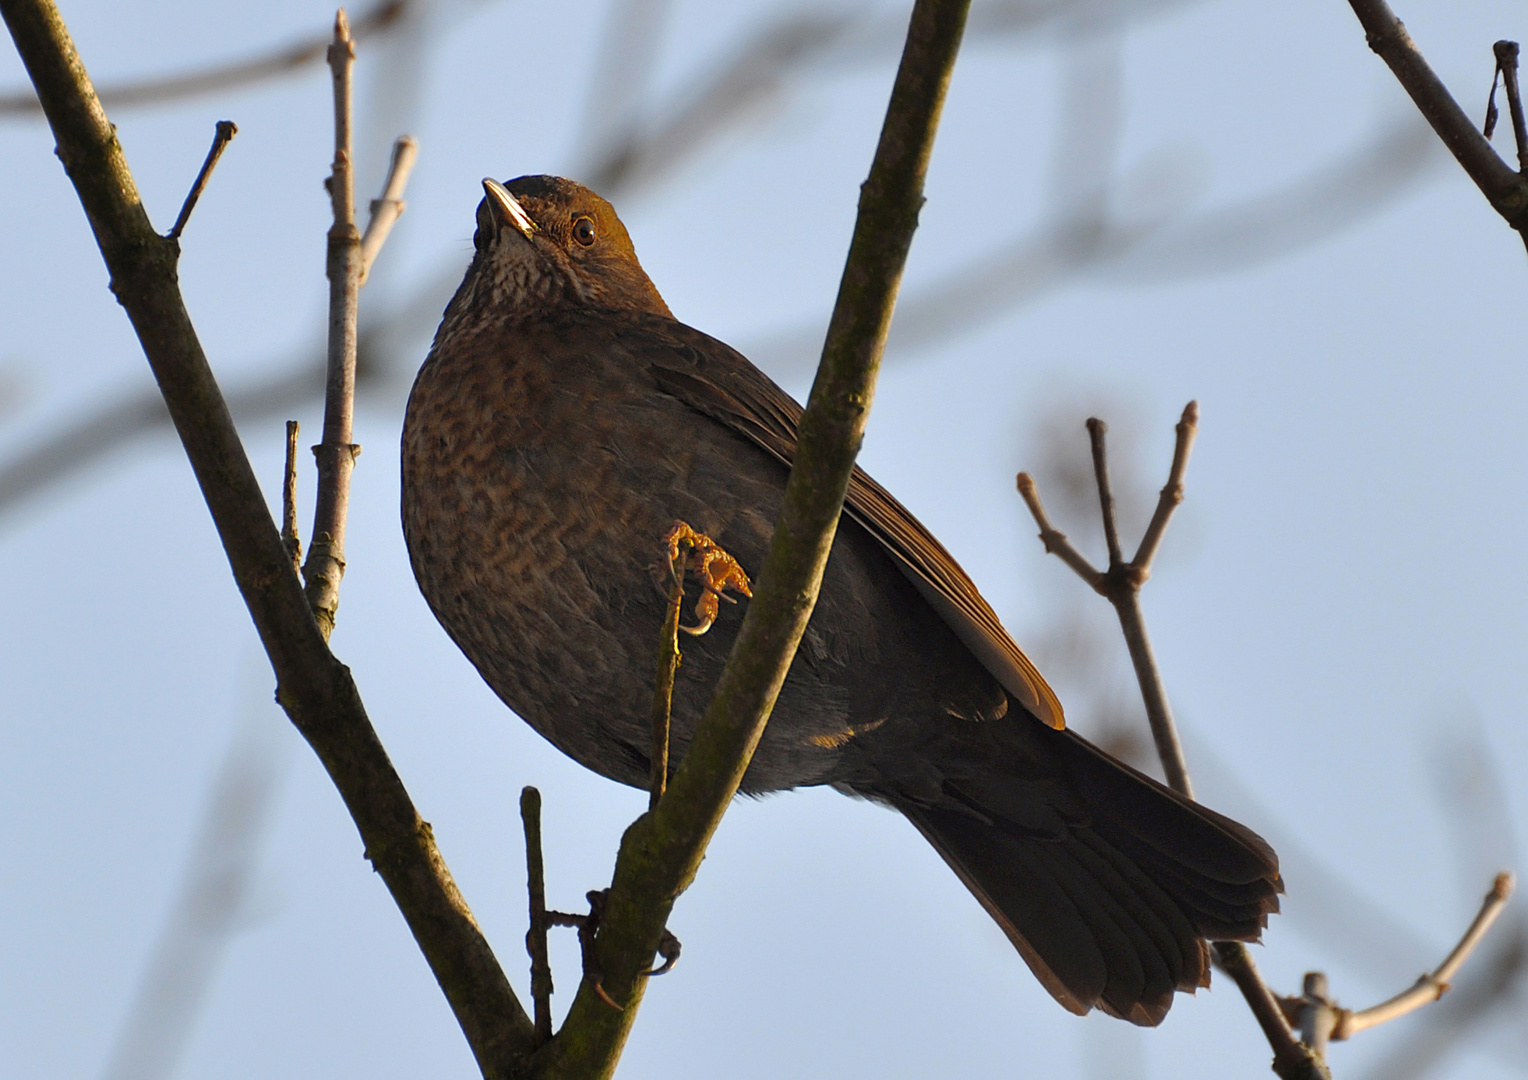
661 521 752 635
591 979 623 1010
642 927 682 977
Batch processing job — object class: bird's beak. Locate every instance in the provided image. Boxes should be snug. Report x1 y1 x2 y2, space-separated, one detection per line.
482 178 537 240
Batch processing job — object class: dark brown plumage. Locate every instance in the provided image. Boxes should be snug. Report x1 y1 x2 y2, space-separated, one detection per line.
401 174 1281 1024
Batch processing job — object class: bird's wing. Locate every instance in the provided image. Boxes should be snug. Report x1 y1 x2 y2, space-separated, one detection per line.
641 318 1065 730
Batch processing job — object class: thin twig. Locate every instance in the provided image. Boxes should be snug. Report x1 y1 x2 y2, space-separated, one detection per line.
1492 41 1528 175
281 420 301 576
1216 942 1331 1080
1086 418 1124 567
1019 408 1331 1076
1013 472 1104 589
522 787 554 1046
166 120 236 241
359 134 418 284
1133 401 1197 572
1113 586 1192 798
650 554 684 810
1066 412 1196 795
1333 872 1516 1039
300 10 362 639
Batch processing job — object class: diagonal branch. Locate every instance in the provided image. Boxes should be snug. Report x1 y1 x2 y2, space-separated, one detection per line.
527 2 974 1076
0 1 537 1074
1344 0 1528 251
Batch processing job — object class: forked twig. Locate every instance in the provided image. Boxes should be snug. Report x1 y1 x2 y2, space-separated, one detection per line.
295 21 416 636
1345 0 1528 254
1020 402 1516 1076
1018 402 1324 1078
1017 402 1198 796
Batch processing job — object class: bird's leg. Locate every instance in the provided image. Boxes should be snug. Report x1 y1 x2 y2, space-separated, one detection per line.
546 890 623 1010
662 520 752 635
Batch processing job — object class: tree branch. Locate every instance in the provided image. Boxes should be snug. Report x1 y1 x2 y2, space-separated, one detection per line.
0 2 537 1074
1017 404 1327 1079
1331 872 1516 1039
166 119 236 241
1344 0 1528 250
300 12 361 638
521 787 555 1047
360 134 418 284
527 1 973 1076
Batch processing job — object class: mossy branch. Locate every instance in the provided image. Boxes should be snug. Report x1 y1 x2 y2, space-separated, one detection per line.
528 1 973 1077
0 2 537 1075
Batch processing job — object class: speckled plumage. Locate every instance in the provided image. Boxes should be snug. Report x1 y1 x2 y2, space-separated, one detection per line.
402 175 1282 1024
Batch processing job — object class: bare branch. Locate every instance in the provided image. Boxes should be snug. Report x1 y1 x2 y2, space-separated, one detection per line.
1215 942 1331 1080
1132 400 1197 575
0 1 536 1070
1333 873 1516 1039
1018 408 1341 1076
521 787 554 1047
1491 41 1528 174
1019 411 1197 795
166 120 236 241
1086 418 1125 566
530 3 974 1074
1014 471 1105 588
359 134 418 284
1344 0 1528 249
282 419 301 575
300 11 362 639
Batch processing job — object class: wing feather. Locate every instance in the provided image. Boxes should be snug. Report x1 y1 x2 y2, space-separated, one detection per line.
642 321 1065 729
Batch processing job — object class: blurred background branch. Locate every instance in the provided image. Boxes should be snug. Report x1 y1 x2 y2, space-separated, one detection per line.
2 0 1521 1077
0 0 1442 521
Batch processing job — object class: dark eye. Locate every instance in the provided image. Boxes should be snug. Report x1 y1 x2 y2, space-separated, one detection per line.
571 216 597 247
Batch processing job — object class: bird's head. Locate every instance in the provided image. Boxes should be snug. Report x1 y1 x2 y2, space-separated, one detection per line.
457 174 673 322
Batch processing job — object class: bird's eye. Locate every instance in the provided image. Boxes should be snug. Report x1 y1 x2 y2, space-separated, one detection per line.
571 216 597 247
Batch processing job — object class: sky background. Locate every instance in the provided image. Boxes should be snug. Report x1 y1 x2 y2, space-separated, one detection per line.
2 1 1526 1078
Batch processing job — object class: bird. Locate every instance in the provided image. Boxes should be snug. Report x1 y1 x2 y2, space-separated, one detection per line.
401 174 1281 1025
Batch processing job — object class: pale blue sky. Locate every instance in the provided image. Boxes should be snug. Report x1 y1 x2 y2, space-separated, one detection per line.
2 2 1525 1078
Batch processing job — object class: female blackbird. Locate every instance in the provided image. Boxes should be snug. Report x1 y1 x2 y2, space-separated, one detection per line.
401 174 1281 1025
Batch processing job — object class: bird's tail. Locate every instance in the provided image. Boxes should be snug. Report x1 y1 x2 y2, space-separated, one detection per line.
892 725 1281 1025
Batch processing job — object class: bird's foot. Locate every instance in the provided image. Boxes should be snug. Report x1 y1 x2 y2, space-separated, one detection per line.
545 889 682 1008
642 926 682 977
546 889 623 1010
662 520 752 635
